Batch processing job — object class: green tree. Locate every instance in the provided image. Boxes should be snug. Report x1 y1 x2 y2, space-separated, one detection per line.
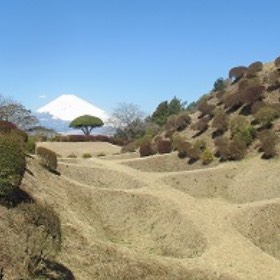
151 101 169 126
69 115 104 135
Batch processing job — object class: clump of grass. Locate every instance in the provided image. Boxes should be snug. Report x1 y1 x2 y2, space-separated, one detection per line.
82 153 92 159
67 153 77 158
97 152 106 157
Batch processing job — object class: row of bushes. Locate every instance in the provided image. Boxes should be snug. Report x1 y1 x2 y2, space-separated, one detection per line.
50 134 129 146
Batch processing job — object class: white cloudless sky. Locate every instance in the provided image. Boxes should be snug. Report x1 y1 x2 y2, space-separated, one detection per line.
0 0 280 115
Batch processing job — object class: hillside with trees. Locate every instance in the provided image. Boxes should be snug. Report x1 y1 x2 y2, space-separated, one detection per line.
118 56 280 165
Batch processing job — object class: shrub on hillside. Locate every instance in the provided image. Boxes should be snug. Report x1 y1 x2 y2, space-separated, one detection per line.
228 137 247 160
230 116 256 146
157 139 172 154
187 145 201 162
139 142 155 157
229 66 247 81
274 56 280 68
0 120 17 133
171 133 185 150
246 61 263 78
258 129 278 158
13 129 28 143
176 112 192 131
240 85 265 105
214 136 230 160
216 90 226 100
26 136 36 154
254 106 278 128
36 147 57 172
212 111 229 134
214 136 247 161
265 70 280 92
191 116 210 133
166 112 191 132
177 141 192 159
0 134 26 197
200 149 214 165
17 202 62 273
223 91 242 110
197 101 215 117
251 101 266 114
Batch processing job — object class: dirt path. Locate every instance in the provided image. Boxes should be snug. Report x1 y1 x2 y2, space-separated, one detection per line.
56 155 280 280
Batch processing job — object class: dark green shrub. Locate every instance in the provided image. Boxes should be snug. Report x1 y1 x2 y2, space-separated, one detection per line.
0 134 26 197
26 136 36 154
13 129 28 143
254 106 278 128
274 56 280 68
213 78 227 92
200 149 214 165
157 140 172 154
246 61 263 78
258 129 278 158
229 66 247 81
36 147 57 171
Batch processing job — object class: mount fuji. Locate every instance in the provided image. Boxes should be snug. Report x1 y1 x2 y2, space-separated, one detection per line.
36 94 114 134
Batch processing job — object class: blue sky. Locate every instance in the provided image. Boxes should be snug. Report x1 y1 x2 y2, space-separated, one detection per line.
0 0 279 115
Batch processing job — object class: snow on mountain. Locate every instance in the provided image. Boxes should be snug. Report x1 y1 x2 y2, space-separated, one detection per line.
37 94 109 122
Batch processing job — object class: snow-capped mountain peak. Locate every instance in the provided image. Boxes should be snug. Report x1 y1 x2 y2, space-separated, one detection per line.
37 94 109 122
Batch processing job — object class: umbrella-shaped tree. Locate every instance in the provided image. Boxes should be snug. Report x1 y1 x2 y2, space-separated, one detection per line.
69 115 104 135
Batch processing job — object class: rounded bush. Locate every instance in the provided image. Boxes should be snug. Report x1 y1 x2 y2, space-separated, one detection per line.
240 85 265 105
212 111 229 133
200 149 214 165
254 106 278 128
139 142 155 157
0 134 26 197
229 66 247 81
258 129 278 158
274 56 280 68
36 147 57 171
177 141 192 159
157 140 172 154
246 61 263 78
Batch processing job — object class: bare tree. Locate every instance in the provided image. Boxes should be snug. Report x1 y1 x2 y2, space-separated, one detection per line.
109 102 145 129
0 94 38 129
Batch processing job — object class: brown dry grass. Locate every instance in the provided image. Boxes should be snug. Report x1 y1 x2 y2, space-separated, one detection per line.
2 142 280 280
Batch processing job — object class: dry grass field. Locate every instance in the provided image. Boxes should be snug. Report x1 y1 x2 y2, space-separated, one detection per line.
8 142 280 279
